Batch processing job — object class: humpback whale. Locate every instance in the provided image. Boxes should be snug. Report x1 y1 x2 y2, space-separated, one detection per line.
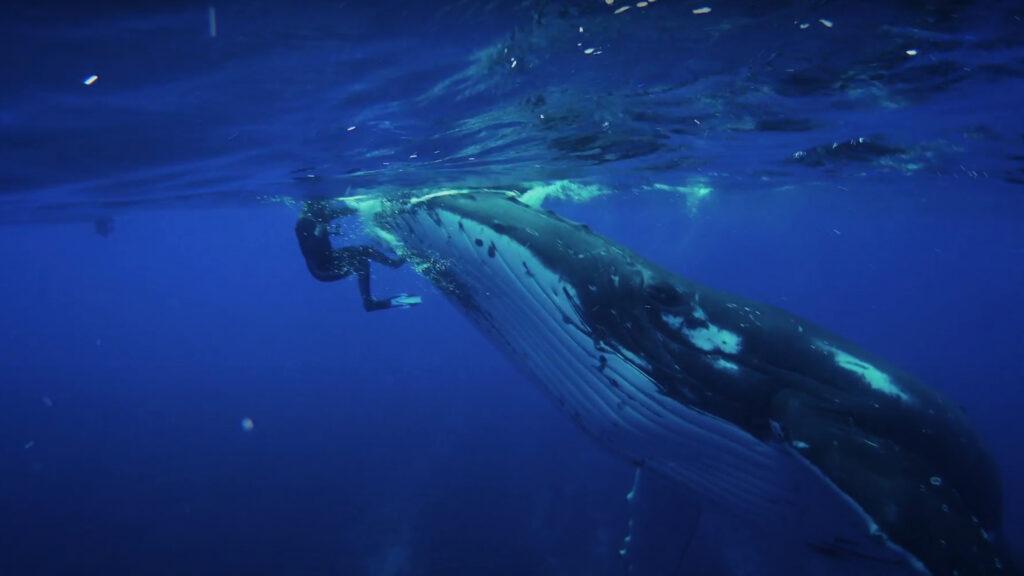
351 189 1013 576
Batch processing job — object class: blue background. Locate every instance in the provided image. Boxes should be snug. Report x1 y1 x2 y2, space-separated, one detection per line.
1 0 1023 574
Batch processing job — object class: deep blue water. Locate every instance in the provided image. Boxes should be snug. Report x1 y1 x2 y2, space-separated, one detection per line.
2 1 1023 574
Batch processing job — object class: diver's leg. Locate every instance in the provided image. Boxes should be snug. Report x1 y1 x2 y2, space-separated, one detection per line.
335 247 420 312
349 245 405 269
354 258 393 312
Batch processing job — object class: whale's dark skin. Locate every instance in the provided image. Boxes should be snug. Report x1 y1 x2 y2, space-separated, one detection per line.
371 190 1014 576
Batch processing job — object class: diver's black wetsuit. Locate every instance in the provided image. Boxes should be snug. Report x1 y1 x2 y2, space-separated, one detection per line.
295 201 410 312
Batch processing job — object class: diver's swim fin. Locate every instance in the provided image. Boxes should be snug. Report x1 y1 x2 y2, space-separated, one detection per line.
388 294 422 308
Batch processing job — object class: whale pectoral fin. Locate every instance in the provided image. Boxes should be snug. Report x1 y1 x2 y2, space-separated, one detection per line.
805 536 912 567
623 471 704 576
770 389 1009 576
624 466 921 576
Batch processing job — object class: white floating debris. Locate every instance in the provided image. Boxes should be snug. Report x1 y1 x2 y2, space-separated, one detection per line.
346 125 356 131
930 476 942 487
83 74 99 86
905 49 918 56
24 441 35 450
693 6 711 14
584 47 596 55
605 0 614 4
636 1 648 7
819 18 834 28
240 417 255 432
510 57 517 69
579 26 584 33
409 153 418 159
799 22 810 29
614 5 630 14
832 229 842 236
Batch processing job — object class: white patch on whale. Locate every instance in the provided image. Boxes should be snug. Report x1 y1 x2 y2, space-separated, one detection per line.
816 341 909 401
710 357 740 372
662 312 742 355
616 346 652 372
685 324 742 354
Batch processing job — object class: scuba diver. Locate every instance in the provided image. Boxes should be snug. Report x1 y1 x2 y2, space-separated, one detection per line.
295 199 421 311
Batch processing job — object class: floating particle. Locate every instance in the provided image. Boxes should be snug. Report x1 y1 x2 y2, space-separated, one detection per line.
637 1 648 7
347 125 356 131
614 5 630 14
24 441 35 450
832 229 842 236
83 74 99 86
799 22 810 29
584 47 596 54
819 18 834 28
41 396 53 407
510 57 517 68
930 476 942 487
693 6 711 14
579 26 584 33
409 153 418 159
240 417 255 432
905 49 918 56
605 0 614 4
